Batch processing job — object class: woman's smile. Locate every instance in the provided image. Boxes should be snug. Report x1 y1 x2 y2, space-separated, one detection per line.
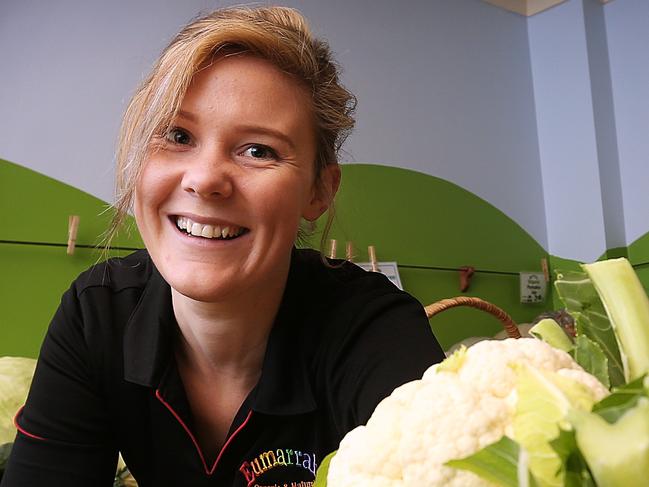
174 216 246 240
168 214 251 248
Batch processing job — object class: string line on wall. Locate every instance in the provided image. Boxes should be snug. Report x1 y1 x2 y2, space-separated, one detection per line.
2 239 648 271
399 262 649 273
0 240 142 252
397 263 517 276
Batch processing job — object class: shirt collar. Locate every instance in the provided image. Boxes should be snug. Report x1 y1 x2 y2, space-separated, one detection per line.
122 249 317 416
123 262 176 387
251 252 317 415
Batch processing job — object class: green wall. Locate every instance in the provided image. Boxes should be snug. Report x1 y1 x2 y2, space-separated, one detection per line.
0 160 142 357
311 164 549 348
629 232 649 293
0 159 602 357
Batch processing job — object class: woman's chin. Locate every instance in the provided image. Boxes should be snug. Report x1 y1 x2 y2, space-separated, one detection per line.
166 274 242 304
171 283 233 303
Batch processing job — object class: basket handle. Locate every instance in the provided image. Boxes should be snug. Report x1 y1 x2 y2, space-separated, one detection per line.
424 296 522 339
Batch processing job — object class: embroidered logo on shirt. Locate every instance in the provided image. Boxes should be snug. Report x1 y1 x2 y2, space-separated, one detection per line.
239 448 317 486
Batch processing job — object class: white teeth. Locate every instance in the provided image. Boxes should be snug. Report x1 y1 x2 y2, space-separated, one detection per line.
175 216 243 240
201 225 213 238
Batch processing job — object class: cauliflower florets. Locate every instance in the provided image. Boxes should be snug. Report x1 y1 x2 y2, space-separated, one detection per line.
327 338 608 487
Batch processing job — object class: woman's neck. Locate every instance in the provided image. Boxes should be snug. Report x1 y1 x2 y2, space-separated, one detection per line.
170 265 289 378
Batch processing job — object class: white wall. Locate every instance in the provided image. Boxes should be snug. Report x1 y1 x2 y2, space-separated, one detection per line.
0 0 549 250
0 0 215 201
5 0 646 261
583 0 626 252
528 0 607 262
604 0 649 247
527 0 649 261
296 0 546 249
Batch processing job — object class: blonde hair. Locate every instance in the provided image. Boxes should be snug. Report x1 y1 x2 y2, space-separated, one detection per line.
105 6 356 253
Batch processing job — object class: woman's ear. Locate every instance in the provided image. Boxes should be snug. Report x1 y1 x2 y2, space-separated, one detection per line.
303 164 341 222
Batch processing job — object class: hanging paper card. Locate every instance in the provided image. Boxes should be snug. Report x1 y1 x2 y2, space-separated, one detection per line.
519 272 546 304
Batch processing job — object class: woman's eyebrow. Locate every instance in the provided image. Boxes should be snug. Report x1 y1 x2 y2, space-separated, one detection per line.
234 124 295 150
177 109 198 122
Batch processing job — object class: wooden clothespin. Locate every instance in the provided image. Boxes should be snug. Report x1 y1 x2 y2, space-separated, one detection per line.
67 215 80 255
368 245 379 272
541 257 550 282
328 239 337 259
345 241 354 262
459 266 475 292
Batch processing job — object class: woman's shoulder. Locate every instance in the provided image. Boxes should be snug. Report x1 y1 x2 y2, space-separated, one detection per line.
292 247 406 301
71 249 154 298
290 248 425 336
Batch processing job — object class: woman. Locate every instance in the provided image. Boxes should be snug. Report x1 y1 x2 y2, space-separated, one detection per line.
2 6 444 486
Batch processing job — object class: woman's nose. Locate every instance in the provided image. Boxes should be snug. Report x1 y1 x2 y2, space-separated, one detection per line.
181 149 234 199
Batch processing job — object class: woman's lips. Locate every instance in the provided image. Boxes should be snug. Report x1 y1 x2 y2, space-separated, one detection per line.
170 215 249 241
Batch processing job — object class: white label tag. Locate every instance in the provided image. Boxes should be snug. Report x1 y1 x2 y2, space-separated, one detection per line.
520 272 546 304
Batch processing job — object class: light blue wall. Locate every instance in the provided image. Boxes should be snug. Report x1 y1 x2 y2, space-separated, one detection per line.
525 0 649 261
583 0 626 252
3 0 648 264
0 0 548 250
0 0 215 203
297 0 546 250
528 0 607 262
604 0 649 246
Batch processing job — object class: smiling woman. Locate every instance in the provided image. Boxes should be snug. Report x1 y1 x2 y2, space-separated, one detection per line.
1 6 445 487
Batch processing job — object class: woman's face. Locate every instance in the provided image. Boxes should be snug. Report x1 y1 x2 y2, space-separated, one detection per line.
134 55 336 302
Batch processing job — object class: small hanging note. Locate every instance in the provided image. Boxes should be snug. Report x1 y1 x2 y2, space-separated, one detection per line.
520 272 547 304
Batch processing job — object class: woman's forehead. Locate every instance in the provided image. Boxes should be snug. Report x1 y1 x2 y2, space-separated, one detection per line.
179 55 314 139
187 55 310 109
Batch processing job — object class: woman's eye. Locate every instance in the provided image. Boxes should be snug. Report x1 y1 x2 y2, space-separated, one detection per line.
242 144 278 160
165 128 192 145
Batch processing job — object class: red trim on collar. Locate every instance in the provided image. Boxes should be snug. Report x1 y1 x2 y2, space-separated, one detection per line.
13 405 46 441
212 408 252 475
155 389 252 475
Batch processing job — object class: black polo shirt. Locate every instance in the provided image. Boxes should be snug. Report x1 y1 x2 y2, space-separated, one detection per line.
3 248 444 487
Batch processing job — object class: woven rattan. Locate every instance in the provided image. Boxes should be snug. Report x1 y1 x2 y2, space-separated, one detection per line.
424 296 522 339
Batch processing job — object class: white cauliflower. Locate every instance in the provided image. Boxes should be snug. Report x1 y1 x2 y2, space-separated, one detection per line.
0 356 36 445
326 338 609 487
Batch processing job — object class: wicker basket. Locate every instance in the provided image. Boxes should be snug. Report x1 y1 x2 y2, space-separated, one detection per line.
424 296 522 339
